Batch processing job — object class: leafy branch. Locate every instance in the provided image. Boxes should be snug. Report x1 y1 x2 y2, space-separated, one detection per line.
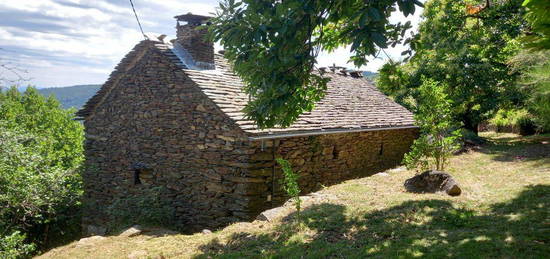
209 0 422 128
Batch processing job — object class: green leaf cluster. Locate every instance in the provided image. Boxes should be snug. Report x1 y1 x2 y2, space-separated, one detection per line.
508 50 550 131
403 78 462 172
276 158 302 221
522 0 550 50
0 86 84 255
0 87 84 168
209 0 422 128
489 108 530 128
378 0 527 134
0 231 36 259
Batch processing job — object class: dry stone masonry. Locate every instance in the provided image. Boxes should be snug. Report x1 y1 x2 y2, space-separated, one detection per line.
78 13 418 233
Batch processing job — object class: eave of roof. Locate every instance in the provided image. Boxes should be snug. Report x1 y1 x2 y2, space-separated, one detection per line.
247 125 419 141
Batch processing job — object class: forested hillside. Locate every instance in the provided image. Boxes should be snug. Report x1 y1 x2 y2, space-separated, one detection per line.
38 85 100 109
362 71 378 81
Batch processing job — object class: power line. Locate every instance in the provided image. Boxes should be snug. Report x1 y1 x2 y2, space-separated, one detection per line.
129 0 148 40
380 48 395 64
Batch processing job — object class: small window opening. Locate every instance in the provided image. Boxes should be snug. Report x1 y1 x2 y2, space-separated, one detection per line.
134 169 142 185
379 142 384 156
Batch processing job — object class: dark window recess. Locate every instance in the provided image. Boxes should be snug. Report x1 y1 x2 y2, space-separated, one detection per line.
379 142 384 156
134 169 142 185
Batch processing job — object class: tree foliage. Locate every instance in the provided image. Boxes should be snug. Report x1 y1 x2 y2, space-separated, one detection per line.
508 50 550 131
210 0 423 128
522 0 550 50
0 87 84 256
378 0 526 134
0 87 84 168
403 78 461 172
0 231 35 259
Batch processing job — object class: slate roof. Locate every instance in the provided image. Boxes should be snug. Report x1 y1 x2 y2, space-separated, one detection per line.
157 43 415 137
79 40 416 138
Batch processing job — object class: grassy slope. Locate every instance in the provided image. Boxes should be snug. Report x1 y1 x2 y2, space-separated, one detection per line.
38 133 550 259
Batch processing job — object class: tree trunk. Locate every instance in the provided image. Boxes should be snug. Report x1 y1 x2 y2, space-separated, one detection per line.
464 122 479 135
463 115 479 135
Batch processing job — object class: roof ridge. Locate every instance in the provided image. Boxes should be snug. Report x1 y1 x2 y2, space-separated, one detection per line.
77 40 155 118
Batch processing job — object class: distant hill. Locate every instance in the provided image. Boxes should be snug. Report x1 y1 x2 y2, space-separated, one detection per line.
38 84 101 109
362 71 378 81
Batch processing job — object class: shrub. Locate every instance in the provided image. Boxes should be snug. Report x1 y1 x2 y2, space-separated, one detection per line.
276 158 302 222
490 109 521 131
524 58 550 132
517 115 537 136
489 109 537 135
508 50 550 132
0 87 84 168
403 78 461 172
0 87 84 255
0 231 36 259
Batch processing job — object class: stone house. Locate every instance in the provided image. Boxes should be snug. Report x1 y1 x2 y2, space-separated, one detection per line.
77 14 418 232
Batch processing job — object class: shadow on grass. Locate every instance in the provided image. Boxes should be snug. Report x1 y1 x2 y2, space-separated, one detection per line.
478 134 550 163
195 185 549 258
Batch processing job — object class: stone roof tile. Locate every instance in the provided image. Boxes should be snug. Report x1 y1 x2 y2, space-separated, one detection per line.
78 40 416 138
156 43 415 137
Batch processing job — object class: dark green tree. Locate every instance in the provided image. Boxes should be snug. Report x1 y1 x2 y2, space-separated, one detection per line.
210 0 423 128
522 0 550 50
378 0 527 134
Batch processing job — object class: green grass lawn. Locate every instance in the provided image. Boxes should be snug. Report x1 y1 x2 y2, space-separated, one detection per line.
38 133 550 259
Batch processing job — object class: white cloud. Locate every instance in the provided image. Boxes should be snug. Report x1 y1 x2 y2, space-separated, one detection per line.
141 0 218 16
0 0 147 86
0 0 423 87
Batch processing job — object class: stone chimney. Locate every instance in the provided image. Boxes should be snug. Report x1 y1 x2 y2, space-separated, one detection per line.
174 13 214 69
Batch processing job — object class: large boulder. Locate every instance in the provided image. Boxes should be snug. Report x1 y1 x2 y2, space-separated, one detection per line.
404 170 461 196
256 192 338 222
119 225 143 237
256 206 291 222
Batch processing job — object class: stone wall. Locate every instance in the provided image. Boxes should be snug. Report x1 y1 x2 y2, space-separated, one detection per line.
83 41 261 232
242 128 419 215
82 40 418 234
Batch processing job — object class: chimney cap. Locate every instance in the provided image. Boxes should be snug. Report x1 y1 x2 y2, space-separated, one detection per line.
175 13 212 24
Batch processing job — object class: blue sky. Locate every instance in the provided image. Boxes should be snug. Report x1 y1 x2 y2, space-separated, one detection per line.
0 0 422 88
